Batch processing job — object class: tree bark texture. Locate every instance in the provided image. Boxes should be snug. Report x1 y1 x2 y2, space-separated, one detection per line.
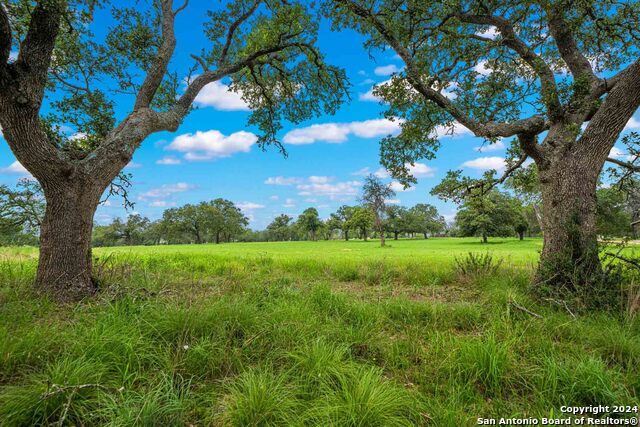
35 183 102 301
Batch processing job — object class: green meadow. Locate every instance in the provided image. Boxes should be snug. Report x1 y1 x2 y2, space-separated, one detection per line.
1 238 639 426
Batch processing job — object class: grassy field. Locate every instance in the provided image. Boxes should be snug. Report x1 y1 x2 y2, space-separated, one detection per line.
1 237 639 426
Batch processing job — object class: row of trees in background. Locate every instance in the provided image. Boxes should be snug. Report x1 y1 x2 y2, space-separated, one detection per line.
253 203 446 243
2 176 640 247
93 199 248 246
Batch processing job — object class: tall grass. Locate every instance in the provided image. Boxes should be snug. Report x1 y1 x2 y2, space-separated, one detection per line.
0 239 638 425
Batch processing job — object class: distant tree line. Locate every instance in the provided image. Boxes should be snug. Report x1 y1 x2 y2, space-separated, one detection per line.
92 199 249 246
1 176 639 247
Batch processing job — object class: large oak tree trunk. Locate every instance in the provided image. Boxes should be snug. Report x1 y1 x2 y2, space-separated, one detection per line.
35 184 102 301
537 154 602 289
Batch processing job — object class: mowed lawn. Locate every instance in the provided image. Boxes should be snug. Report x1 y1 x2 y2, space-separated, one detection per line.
1 237 639 426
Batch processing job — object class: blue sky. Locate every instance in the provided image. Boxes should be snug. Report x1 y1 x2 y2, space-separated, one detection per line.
1 5 639 230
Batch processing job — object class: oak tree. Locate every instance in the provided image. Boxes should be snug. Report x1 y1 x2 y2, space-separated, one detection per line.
0 0 346 300
328 0 640 290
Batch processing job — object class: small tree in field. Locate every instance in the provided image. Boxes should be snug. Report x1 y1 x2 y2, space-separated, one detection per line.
409 203 445 239
454 190 522 243
347 206 375 241
0 0 346 301
360 174 395 246
297 207 322 241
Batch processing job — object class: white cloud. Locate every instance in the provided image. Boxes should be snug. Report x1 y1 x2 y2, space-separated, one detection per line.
269 195 279 201
167 130 256 161
283 118 401 145
139 182 194 199
609 146 626 159
473 60 492 76
149 200 176 208
407 162 436 177
309 176 331 184
297 178 361 200
359 79 392 102
625 116 640 130
475 26 499 40
374 168 390 178
283 123 351 144
461 156 506 171
0 161 30 175
283 198 296 208
264 176 303 185
474 140 505 152
357 70 367 76
352 162 435 179
351 167 371 176
237 202 265 211
156 156 181 165
69 132 87 141
374 64 402 76
385 199 401 204
125 161 142 169
349 119 402 138
194 81 250 111
390 181 415 192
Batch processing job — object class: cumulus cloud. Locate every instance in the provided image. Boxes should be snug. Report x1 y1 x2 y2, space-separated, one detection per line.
296 177 361 200
194 81 250 111
283 118 401 145
390 181 415 192
236 202 265 211
264 176 303 185
474 140 505 152
473 60 492 76
139 182 194 200
149 200 176 208
156 156 182 165
359 79 391 102
0 161 30 175
352 162 435 179
351 167 371 176
309 176 331 184
374 64 402 76
407 162 436 177
283 198 296 208
461 156 506 171
167 130 256 161
475 26 499 40
609 146 626 159
269 195 279 201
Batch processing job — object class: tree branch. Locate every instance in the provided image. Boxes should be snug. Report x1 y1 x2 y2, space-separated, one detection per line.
580 59 640 159
17 0 63 91
519 132 545 165
336 0 548 139
606 156 640 172
134 0 183 110
455 12 563 121
0 3 10 66
220 0 261 64
547 8 597 86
